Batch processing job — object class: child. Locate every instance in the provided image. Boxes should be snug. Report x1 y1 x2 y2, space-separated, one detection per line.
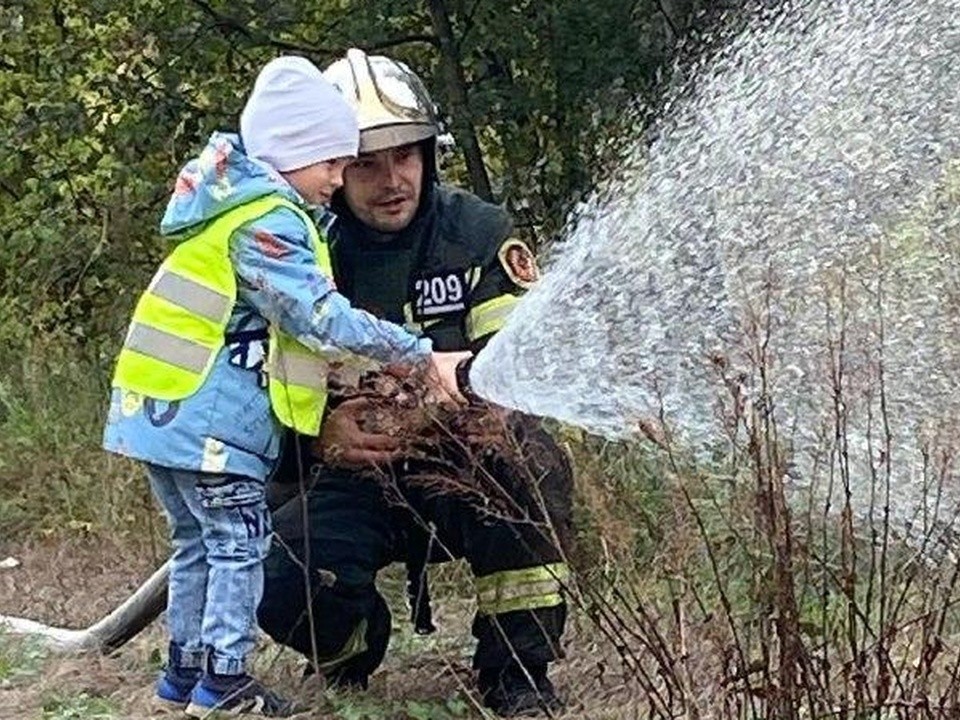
103 56 468 717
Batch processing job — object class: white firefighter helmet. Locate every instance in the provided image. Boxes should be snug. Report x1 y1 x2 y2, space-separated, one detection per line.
323 48 438 153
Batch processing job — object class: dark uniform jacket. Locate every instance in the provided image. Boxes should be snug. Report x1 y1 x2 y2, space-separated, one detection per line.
330 184 525 352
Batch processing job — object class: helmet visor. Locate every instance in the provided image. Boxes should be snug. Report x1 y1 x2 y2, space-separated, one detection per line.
360 123 437 153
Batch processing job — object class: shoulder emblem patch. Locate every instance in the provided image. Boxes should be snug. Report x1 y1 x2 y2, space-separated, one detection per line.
497 239 540 289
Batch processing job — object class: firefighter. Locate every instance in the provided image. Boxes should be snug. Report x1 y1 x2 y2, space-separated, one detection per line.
258 49 574 717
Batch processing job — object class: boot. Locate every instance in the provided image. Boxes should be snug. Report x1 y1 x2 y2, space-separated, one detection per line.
478 662 564 717
302 660 370 691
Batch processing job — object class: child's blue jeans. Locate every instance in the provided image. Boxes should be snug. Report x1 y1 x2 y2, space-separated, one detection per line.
147 463 272 675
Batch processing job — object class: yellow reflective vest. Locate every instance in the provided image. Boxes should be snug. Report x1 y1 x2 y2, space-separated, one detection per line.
112 194 331 435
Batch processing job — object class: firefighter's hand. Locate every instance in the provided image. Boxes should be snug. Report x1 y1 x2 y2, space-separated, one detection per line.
426 350 472 405
316 398 403 469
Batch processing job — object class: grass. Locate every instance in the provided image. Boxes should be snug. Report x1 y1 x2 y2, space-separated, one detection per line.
40 693 117 720
0 633 46 686
0 321 155 541
323 691 470 720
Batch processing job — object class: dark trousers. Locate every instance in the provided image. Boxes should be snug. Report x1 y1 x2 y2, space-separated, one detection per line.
258 415 573 676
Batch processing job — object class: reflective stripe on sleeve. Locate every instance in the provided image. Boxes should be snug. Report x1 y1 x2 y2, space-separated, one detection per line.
151 270 232 324
124 323 211 373
465 294 519 341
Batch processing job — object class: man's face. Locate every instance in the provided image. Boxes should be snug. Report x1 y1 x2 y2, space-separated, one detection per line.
342 143 424 233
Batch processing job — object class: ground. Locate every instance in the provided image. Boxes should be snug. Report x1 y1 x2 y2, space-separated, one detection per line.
0 535 638 720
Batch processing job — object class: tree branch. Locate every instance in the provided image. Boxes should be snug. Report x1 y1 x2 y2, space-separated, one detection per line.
655 0 680 38
187 0 330 59
364 33 439 52
426 0 493 201
314 0 388 40
188 0 253 40
262 37 331 58
52 3 67 42
187 0 438 63
0 177 20 201
459 0 485 48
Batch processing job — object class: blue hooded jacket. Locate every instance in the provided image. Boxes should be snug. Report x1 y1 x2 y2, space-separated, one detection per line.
103 132 432 480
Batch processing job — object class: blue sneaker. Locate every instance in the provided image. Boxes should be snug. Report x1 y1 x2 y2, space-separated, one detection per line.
185 674 299 717
154 666 202 709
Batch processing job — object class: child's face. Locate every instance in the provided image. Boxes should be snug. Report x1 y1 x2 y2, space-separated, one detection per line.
282 157 353 206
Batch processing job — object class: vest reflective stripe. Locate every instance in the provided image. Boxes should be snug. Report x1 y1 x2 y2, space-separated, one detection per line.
267 330 329 434
151 271 232 324
475 562 570 616
267 342 328 390
465 293 518 342
124 323 210 374
112 194 332 434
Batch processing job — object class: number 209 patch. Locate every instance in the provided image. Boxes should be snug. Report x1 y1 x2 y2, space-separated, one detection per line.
412 270 468 320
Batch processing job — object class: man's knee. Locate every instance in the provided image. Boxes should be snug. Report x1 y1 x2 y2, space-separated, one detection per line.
259 561 390 679
260 551 376 647
321 590 392 686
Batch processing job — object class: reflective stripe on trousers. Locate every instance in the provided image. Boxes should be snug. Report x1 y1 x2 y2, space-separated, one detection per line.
475 562 570 616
